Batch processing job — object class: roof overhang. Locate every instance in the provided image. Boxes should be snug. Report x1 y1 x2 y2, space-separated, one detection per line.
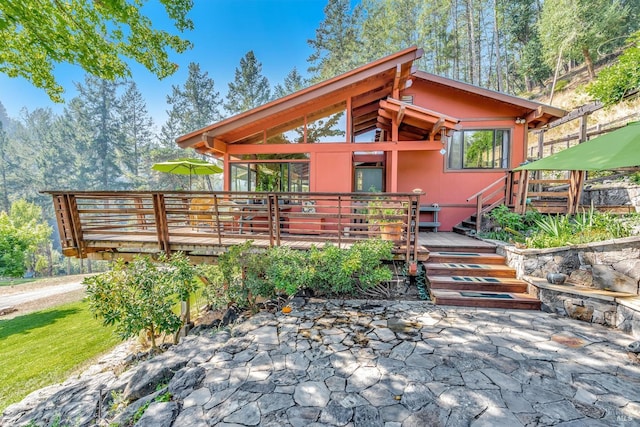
177 46 424 154
412 71 566 128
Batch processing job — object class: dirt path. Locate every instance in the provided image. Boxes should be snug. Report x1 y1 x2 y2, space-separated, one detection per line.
0 274 93 320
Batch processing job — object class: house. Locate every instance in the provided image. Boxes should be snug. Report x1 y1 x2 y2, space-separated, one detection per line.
176 46 566 231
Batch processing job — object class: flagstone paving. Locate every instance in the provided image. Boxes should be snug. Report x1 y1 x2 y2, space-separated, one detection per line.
3 299 640 426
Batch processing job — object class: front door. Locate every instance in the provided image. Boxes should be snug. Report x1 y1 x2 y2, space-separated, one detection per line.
354 166 384 192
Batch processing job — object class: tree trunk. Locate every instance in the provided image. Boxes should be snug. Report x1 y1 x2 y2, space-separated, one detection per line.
493 0 503 91
582 47 596 79
465 0 476 84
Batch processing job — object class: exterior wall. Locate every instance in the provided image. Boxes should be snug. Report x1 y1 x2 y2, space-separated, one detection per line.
312 152 352 192
397 80 529 230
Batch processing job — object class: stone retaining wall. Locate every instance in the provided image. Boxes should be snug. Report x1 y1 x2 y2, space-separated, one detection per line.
494 236 640 338
496 236 640 295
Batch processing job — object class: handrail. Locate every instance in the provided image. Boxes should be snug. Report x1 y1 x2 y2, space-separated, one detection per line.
47 190 422 261
464 172 512 232
465 175 509 202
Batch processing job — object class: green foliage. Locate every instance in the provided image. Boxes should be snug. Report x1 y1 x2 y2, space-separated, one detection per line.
155 391 172 403
200 240 394 307
0 0 193 102
0 300 120 412
538 0 629 77
631 171 640 185
587 31 640 105
132 401 151 424
482 205 542 243
225 51 272 115
526 207 631 248
0 199 51 277
200 241 275 312
84 252 199 349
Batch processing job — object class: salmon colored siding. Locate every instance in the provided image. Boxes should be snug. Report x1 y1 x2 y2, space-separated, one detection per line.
313 152 352 192
397 80 530 230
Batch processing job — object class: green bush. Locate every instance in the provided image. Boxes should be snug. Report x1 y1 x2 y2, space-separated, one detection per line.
84 252 200 349
199 241 275 312
200 240 394 307
526 207 631 248
482 205 542 242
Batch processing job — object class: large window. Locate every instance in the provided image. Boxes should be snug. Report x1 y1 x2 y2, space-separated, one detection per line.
230 162 309 192
447 129 510 170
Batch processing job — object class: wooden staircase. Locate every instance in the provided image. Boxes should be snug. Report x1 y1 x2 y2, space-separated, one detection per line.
425 244 541 310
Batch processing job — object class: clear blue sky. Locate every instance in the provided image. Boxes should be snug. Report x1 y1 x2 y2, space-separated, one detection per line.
0 0 329 127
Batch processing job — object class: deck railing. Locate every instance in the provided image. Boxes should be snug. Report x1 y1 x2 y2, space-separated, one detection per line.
465 173 513 232
47 191 422 261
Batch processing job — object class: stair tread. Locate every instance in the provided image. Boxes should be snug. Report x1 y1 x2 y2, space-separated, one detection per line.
428 275 526 284
425 262 515 270
431 289 541 309
432 289 539 301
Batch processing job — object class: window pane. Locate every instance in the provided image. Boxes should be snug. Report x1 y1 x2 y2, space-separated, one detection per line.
447 132 463 169
448 129 510 170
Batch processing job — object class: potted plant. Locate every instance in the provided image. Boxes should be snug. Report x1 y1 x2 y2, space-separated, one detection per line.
368 199 405 241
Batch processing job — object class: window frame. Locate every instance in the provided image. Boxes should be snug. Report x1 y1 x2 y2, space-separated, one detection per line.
445 128 512 171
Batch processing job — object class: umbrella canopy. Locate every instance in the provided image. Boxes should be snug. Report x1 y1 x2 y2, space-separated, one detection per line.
152 158 223 189
515 121 640 171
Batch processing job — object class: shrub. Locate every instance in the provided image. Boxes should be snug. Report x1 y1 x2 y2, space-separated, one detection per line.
526 207 631 248
200 240 394 306
199 241 274 312
482 205 542 242
84 252 199 350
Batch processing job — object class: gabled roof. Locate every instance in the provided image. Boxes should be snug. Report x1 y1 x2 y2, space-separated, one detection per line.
177 46 424 152
413 71 566 128
176 48 566 154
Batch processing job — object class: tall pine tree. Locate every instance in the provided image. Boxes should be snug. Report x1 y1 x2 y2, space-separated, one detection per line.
307 0 361 82
120 81 156 188
225 51 271 115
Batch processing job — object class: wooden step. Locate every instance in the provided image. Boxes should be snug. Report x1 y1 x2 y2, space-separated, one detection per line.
425 244 497 254
428 275 528 293
431 289 541 310
428 251 505 265
425 262 516 278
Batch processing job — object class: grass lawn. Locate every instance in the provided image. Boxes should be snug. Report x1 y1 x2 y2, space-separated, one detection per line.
0 300 121 412
0 278 35 287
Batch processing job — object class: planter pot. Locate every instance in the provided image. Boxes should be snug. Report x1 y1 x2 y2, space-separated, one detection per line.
380 222 403 241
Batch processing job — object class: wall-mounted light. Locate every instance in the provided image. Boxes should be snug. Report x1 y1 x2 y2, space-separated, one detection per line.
515 118 526 124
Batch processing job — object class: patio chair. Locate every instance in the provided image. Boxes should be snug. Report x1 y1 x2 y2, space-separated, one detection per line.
189 198 240 231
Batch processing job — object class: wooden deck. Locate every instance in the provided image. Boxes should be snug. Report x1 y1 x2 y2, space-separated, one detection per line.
47 190 428 262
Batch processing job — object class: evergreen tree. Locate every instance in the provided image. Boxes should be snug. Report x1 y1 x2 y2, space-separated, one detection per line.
225 51 271 115
307 0 361 82
273 67 306 98
120 81 156 188
73 75 127 189
162 62 222 143
539 0 629 79
0 121 9 212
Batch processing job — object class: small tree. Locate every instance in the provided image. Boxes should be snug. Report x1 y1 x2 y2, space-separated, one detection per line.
0 199 51 277
84 252 199 350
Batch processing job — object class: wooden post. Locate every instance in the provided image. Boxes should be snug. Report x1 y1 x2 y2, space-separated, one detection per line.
579 114 588 143
389 150 399 192
152 193 170 253
475 195 483 233
537 131 544 159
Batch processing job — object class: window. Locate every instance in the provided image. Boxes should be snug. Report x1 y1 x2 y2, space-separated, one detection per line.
230 162 309 192
447 129 510 169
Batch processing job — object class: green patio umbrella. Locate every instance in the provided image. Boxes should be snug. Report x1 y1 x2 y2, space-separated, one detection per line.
152 158 223 190
515 121 640 171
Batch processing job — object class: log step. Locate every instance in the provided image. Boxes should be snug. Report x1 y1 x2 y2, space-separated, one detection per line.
431 290 541 310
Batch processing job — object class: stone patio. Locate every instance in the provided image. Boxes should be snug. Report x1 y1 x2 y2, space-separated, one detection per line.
3 300 640 426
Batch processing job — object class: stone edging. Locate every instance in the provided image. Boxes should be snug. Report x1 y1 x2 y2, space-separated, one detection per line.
524 275 640 338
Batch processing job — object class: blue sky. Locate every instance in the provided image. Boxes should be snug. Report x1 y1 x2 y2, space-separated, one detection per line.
0 0 329 126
